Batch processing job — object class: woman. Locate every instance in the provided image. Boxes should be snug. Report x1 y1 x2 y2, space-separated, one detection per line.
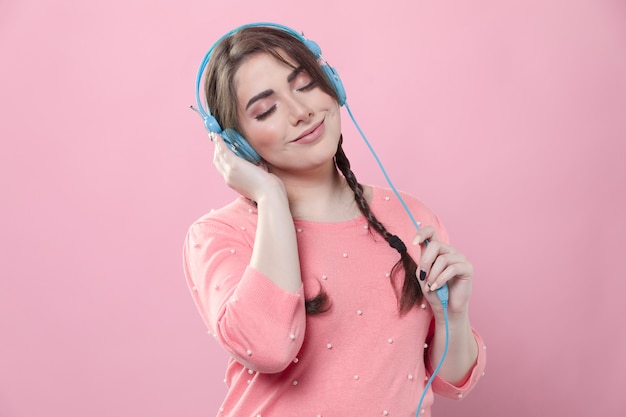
183 24 486 417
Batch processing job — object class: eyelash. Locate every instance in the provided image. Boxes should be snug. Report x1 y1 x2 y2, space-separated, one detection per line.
297 80 316 92
255 106 275 121
254 79 317 121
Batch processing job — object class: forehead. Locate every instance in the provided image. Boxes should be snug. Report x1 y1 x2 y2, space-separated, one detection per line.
234 52 299 93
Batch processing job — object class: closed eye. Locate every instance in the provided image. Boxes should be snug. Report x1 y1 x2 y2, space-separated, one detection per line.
292 68 315 92
297 80 316 92
254 105 276 121
253 68 315 121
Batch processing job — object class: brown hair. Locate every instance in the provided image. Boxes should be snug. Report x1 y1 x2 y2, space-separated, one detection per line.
335 138 422 314
204 26 422 315
203 27 340 133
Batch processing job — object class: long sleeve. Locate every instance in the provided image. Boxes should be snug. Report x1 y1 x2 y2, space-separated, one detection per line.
424 324 487 399
183 213 307 373
182 188 485 417
393 189 487 400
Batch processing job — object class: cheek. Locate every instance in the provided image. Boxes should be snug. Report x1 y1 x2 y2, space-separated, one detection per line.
325 103 342 133
240 121 281 151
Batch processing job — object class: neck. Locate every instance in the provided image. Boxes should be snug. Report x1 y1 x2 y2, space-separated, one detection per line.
271 162 358 222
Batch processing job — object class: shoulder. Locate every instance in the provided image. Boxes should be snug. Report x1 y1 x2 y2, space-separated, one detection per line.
368 184 436 219
187 196 258 240
367 184 449 241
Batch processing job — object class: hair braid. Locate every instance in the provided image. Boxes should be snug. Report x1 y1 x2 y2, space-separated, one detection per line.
304 280 332 315
335 137 422 313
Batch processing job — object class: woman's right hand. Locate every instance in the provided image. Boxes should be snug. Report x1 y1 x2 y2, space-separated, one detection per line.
211 132 285 202
211 132 301 294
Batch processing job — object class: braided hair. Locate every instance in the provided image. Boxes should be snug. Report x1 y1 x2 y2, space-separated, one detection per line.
333 137 422 315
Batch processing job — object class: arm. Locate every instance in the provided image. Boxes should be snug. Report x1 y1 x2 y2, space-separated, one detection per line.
425 324 487 399
250 184 302 294
184 217 307 373
212 132 302 294
429 310 479 386
182 134 306 373
413 222 485 394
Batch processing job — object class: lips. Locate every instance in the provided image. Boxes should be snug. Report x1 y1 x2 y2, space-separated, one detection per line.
292 120 324 143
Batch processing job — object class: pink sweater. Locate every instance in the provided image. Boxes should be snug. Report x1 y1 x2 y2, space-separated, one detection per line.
183 186 486 417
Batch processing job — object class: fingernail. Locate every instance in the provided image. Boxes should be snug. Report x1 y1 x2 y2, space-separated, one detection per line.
419 270 426 281
430 282 438 292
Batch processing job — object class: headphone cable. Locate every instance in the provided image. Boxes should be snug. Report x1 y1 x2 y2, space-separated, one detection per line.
344 102 450 417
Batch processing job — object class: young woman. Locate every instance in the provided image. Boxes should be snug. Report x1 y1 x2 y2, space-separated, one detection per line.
183 24 486 417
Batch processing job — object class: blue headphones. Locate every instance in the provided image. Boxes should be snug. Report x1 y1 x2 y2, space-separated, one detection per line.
193 22 347 164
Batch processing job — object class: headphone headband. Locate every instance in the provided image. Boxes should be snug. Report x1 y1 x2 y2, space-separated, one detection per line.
193 22 346 163
194 23 327 123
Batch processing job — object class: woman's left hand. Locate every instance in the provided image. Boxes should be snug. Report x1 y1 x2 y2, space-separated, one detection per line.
412 226 473 317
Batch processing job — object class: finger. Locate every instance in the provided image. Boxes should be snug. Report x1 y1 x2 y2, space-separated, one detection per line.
212 134 230 171
427 251 463 282
212 133 221 160
212 133 232 162
426 253 469 291
416 240 455 283
213 133 240 160
412 225 437 246
212 132 228 147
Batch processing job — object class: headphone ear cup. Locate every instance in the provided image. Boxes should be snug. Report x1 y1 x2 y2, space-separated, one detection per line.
221 128 262 165
203 114 222 133
320 64 346 106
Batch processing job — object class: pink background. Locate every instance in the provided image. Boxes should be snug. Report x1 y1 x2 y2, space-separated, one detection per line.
1 0 625 416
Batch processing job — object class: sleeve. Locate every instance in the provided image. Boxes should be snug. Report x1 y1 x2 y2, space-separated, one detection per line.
425 327 487 400
182 219 307 374
412 195 487 398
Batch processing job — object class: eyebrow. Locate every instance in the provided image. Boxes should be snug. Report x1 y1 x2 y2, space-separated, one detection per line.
244 66 305 111
245 89 273 111
287 66 305 83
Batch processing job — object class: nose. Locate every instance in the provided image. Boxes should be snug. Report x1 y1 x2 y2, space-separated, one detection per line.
286 94 313 126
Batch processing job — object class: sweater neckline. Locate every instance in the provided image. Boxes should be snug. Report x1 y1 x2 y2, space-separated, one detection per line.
290 185 378 230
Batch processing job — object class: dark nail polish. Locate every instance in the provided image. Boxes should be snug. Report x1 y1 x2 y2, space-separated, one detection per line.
419 270 426 281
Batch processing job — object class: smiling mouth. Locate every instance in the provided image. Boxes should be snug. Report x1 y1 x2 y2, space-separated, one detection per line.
293 120 324 142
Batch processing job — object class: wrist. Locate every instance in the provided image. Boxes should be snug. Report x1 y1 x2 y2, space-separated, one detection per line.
253 177 288 206
433 308 470 327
